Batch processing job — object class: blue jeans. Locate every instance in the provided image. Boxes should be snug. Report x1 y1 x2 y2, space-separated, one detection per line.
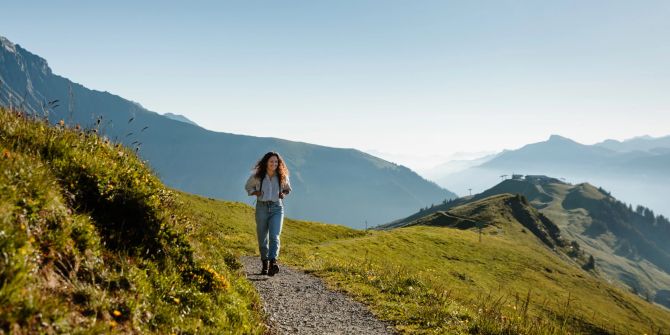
255 201 284 261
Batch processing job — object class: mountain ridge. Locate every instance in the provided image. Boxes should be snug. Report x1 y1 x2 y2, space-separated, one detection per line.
0 34 456 228
385 175 670 309
163 112 199 126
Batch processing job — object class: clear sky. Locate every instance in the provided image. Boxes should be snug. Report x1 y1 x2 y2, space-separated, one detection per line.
3 1 669 171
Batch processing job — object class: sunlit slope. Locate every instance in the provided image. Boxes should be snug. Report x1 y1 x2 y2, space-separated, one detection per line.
386 176 670 308
180 191 670 334
0 107 264 334
488 179 670 306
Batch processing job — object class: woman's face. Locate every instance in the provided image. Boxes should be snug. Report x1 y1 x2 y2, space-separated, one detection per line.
267 156 279 172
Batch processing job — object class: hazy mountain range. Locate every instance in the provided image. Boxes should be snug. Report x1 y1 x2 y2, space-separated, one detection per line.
429 134 670 218
595 135 670 154
382 175 670 308
421 152 499 179
0 35 455 228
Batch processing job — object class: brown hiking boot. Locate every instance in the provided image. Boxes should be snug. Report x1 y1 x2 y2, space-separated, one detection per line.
268 259 279 276
261 260 269 275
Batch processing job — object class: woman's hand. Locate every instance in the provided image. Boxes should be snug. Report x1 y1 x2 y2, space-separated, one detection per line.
252 190 263 197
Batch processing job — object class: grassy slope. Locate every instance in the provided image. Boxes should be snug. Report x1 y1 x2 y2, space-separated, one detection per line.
528 182 670 299
388 179 670 303
0 107 264 334
179 192 670 335
5 106 669 334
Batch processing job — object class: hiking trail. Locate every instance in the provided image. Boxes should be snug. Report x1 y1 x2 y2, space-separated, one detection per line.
240 256 396 335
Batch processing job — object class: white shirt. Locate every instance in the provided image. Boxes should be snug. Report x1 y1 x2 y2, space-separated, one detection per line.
259 174 281 202
244 172 292 202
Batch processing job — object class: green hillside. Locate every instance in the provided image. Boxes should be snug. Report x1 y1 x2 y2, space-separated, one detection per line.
179 191 670 334
0 107 264 334
386 176 670 308
483 178 670 306
4 106 670 334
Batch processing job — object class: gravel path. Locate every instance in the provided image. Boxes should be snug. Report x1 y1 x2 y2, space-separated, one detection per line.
241 256 396 335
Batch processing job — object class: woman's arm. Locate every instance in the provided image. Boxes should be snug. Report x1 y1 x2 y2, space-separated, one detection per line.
281 176 292 196
244 175 261 196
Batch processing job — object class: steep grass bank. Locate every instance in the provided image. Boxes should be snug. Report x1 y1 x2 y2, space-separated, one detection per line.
0 107 264 334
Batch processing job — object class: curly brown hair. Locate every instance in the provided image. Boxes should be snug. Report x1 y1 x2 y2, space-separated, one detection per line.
253 151 290 186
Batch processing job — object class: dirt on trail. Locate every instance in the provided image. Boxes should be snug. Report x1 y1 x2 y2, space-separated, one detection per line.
241 256 396 335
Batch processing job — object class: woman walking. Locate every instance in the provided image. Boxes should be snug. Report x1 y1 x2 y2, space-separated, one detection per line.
245 151 292 276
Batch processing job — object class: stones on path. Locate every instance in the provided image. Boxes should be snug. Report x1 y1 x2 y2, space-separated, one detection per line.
240 256 396 335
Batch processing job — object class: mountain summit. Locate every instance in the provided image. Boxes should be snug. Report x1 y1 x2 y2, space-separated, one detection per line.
547 134 578 143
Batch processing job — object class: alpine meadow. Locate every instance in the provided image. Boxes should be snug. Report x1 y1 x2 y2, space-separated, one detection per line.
2 1 670 334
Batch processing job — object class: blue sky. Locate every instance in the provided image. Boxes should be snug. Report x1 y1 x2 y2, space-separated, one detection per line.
3 1 669 170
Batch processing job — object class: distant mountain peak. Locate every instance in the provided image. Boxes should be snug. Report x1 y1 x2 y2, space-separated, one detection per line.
629 135 654 141
600 139 619 144
594 134 670 153
0 35 16 53
547 134 576 143
599 135 654 146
